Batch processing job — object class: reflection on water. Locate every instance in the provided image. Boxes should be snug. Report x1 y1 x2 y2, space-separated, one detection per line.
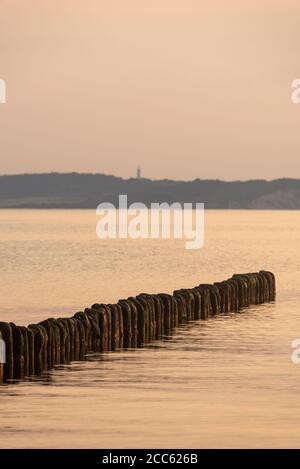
1 210 300 448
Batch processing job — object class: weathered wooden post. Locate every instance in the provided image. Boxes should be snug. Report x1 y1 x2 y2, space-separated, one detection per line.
118 300 133 348
10 323 24 380
259 270 276 302
107 305 120 351
157 294 172 335
84 309 101 352
128 297 146 346
0 322 14 382
191 288 202 320
173 293 186 324
60 318 71 363
54 319 68 364
20 326 29 377
91 304 111 352
155 295 163 337
137 295 157 341
129 300 138 348
138 296 151 343
197 286 212 318
27 327 35 376
28 324 47 375
39 319 54 369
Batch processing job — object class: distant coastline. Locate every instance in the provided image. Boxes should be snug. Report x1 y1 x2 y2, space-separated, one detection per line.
1 172 300 209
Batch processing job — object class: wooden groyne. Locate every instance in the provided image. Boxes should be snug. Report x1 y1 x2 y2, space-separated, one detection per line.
0 271 275 384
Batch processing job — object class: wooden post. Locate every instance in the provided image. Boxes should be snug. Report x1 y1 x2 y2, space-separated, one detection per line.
0 322 14 382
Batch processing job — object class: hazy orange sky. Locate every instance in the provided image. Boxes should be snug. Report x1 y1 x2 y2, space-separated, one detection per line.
0 1 300 180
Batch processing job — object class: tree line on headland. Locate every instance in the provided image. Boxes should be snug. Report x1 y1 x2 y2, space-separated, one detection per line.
0 173 300 209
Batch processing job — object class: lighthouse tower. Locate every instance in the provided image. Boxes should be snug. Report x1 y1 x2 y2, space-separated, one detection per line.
136 165 141 180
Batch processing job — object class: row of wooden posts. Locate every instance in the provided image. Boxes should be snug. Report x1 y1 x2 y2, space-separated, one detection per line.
0 270 275 384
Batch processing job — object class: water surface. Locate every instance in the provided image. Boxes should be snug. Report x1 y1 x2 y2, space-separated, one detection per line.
0 210 299 448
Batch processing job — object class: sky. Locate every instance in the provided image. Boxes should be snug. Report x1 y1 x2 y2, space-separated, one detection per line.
0 0 300 180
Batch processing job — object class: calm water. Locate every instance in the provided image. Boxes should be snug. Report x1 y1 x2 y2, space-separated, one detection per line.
0 209 300 448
